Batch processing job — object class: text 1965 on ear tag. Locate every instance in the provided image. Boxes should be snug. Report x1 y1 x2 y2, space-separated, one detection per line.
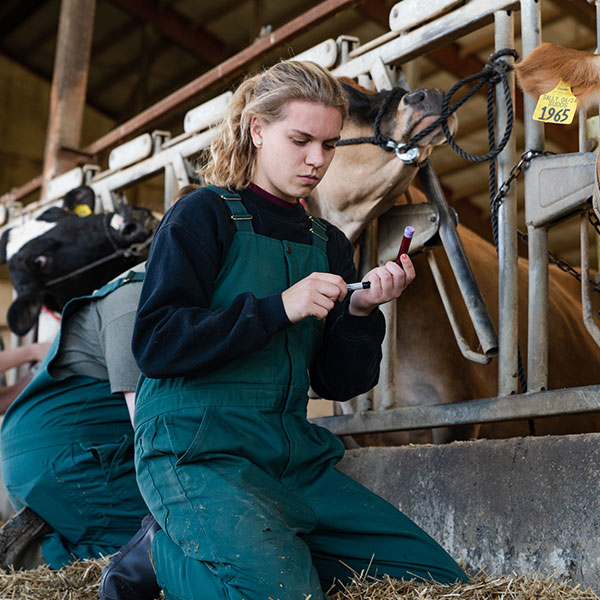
533 80 578 125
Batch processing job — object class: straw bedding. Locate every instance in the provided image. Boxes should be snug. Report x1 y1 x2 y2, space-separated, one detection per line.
0 559 598 600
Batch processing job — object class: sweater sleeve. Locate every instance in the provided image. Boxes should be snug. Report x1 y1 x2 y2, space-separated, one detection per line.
132 219 290 378
308 226 386 401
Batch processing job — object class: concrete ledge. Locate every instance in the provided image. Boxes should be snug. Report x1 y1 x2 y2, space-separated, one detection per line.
338 432 600 590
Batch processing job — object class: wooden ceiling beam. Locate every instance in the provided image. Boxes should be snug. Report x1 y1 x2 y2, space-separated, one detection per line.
83 0 366 156
106 0 229 65
89 34 177 106
91 19 140 57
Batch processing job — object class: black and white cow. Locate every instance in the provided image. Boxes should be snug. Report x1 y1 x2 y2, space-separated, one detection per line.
0 187 158 336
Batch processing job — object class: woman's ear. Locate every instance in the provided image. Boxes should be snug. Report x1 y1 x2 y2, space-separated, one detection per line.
250 116 263 148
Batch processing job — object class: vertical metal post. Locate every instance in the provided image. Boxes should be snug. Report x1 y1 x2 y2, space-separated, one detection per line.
357 219 378 412
379 300 397 410
41 0 96 199
580 212 600 345
495 10 518 396
520 0 547 392
595 0 600 273
164 165 178 213
597 0 600 53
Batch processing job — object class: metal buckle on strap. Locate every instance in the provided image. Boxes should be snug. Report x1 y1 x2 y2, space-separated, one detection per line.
230 215 253 221
309 227 328 242
122 270 135 284
308 215 326 232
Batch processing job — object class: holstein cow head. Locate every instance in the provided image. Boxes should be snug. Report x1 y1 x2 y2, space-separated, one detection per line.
0 187 158 336
305 80 458 242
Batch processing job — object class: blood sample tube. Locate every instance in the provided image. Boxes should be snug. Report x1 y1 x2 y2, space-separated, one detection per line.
395 226 415 265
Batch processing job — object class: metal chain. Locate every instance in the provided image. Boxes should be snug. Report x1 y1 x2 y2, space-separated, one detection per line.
589 209 600 237
493 150 600 293
490 149 554 214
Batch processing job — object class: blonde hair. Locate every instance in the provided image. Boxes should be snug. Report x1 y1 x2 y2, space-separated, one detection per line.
199 60 349 189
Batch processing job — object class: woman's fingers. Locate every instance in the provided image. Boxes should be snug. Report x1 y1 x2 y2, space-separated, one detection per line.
349 257 416 316
281 272 347 323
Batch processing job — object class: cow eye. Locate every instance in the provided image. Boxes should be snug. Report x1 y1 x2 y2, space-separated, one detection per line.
34 255 47 268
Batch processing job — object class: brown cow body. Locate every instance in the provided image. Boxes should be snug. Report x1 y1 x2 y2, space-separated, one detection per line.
376 220 600 444
306 76 600 444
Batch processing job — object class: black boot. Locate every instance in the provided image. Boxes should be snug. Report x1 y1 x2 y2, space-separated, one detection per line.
0 506 52 570
99 514 161 600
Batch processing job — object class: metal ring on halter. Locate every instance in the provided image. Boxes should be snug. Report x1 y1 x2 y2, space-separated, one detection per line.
385 140 420 164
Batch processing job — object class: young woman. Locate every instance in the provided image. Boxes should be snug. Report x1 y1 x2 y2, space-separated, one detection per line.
131 60 467 600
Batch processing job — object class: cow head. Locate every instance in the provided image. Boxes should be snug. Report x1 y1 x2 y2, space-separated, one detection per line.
305 81 458 242
0 189 158 336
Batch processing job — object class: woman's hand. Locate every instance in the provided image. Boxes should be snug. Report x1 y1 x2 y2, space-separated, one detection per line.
282 272 347 323
31 341 52 363
348 254 415 317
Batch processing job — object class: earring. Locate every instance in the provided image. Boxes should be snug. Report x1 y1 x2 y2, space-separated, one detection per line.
256 140 262 147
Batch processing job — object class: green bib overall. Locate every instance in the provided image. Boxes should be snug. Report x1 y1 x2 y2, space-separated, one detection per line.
134 189 467 600
0 272 148 569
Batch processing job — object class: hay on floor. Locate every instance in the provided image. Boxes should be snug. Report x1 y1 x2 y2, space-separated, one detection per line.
0 557 109 600
0 558 599 600
331 570 600 600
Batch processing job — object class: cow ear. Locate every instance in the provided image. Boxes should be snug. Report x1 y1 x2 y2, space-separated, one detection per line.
63 186 96 216
7 292 43 336
0 230 9 264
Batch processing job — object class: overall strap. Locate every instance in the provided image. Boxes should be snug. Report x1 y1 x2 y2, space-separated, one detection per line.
120 270 145 284
306 213 328 252
205 185 254 232
93 270 145 298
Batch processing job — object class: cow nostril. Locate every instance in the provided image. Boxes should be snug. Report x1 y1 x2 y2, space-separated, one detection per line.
34 255 47 268
403 89 427 106
121 224 138 237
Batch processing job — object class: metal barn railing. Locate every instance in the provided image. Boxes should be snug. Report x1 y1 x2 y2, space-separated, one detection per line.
4 0 600 437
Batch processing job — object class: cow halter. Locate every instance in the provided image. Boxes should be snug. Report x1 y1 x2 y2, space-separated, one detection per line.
336 87 426 167
336 49 519 169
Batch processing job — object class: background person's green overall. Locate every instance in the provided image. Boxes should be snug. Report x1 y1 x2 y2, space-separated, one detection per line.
134 190 467 600
0 273 148 569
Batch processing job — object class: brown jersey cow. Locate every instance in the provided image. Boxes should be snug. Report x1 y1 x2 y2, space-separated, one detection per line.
306 77 600 444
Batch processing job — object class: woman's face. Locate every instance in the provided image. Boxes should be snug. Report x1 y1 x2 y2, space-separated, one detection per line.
250 100 342 204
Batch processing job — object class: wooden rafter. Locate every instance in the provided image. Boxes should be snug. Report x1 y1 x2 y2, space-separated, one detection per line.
83 0 366 156
106 0 229 65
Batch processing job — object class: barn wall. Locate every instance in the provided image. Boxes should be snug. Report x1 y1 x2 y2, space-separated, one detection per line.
0 54 114 196
339 433 600 591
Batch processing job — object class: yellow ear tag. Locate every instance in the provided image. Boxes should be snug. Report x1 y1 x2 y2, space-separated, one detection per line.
74 204 93 217
532 80 578 125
